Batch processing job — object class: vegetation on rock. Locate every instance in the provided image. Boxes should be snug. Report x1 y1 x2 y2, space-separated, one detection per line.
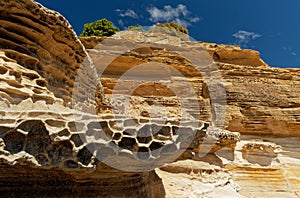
148 22 189 41
80 18 120 37
155 22 188 35
127 25 143 32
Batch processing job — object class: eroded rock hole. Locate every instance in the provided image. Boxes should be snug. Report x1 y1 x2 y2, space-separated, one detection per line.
47 141 73 164
20 120 51 156
0 126 13 138
36 79 47 87
36 154 49 165
137 125 153 144
23 72 39 80
77 146 93 166
57 129 70 137
123 128 137 136
112 132 122 141
118 137 137 151
70 134 84 147
0 66 8 74
3 131 25 154
149 141 165 151
213 52 220 61
137 135 152 144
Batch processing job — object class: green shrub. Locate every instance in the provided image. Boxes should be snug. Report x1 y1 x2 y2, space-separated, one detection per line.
149 22 189 41
156 22 188 35
80 18 120 37
127 25 143 32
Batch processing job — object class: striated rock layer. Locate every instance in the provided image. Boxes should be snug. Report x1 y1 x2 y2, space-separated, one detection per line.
85 31 300 138
0 1 242 197
0 49 239 196
0 0 102 106
0 1 164 197
81 31 300 197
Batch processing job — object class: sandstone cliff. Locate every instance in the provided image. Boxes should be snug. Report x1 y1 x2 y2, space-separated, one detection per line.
81 31 300 197
0 1 299 198
85 31 300 138
0 1 164 197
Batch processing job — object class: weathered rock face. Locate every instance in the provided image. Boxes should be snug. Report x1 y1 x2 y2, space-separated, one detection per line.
0 1 164 197
203 42 267 67
203 42 300 137
87 31 300 138
81 31 300 197
227 135 300 197
156 160 243 198
0 1 242 197
0 1 299 197
0 0 97 106
221 63 300 137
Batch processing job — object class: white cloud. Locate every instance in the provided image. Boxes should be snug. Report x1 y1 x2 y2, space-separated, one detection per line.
146 4 200 27
116 9 138 19
118 19 125 27
233 30 261 46
189 17 201 23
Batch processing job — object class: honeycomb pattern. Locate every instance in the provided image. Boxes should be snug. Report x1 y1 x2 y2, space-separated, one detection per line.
0 107 208 169
0 49 239 171
0 95 239 171
73 116 209 167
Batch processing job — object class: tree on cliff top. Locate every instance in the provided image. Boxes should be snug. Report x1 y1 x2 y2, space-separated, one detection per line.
80 18 120 37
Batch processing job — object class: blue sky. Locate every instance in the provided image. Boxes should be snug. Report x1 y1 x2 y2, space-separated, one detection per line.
36 0 300 68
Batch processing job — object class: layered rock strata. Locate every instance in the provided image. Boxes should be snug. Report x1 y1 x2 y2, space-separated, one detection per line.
0 48 239 197
89 31 300 138
81 31 300 197
0 1 242 197
0 1 162 197
0 33 166 197
0 0 102 106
